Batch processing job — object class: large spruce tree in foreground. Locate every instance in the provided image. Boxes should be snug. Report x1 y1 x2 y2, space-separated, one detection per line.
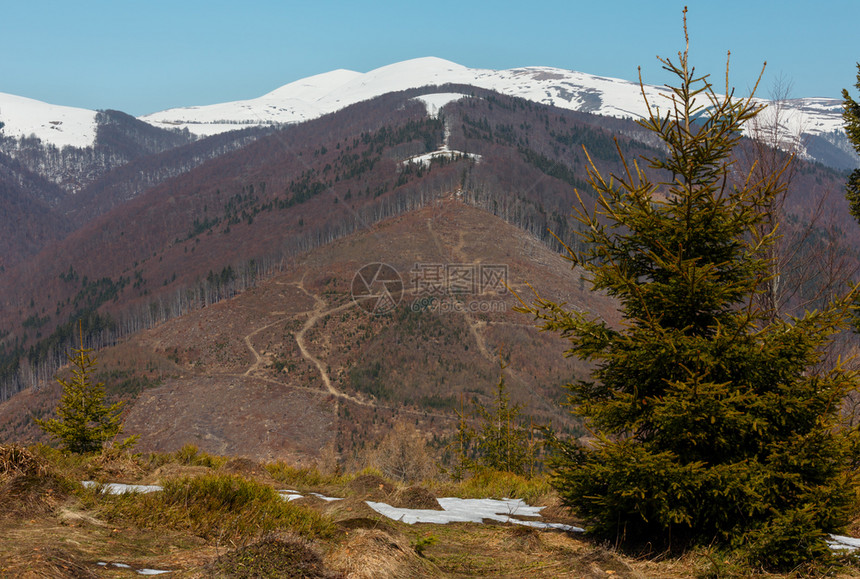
518 17 858 569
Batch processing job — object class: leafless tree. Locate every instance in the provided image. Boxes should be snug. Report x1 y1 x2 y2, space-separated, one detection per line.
741 75 857 320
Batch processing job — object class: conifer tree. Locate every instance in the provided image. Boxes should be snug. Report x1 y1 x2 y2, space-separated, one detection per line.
446 394 476 482
446 356 536 478
518 12 857 569
35 323 126 454
842 63 860 220
472 357 533 476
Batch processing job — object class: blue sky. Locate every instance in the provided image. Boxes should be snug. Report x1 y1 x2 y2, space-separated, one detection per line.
1 0 857 116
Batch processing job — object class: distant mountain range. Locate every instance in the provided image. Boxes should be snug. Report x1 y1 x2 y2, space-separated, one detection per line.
1 57 857 170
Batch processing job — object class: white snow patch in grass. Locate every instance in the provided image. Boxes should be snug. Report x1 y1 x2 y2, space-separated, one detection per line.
310 492 343 502
277 490 342 502
828 534 860 551
366 497 584 533
81 481 860 554
81 481 163 494
96 562 171 575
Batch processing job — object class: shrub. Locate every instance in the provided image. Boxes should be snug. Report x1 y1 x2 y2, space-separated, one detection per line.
265 461 346 489
445 358 539 480
173 443 227 468
433 469 553 506
0 444 76 518
370 422 437 483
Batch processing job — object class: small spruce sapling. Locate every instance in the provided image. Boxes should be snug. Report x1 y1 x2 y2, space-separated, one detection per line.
35 322 134 453
446 355 537 478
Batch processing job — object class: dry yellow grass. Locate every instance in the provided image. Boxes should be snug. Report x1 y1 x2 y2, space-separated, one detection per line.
327 529 438 578
3 443 860 578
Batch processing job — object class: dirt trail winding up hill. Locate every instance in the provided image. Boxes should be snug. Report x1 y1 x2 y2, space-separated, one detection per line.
1 200 618 463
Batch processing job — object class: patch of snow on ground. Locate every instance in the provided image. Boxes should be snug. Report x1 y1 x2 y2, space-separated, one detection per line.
366 497 584 533
402 150 481 167
97 562 171 575
828 534 860 551
277 490 342 502
412 93 470 118
82 481 856 551
81 481 163 494
310 492 344 502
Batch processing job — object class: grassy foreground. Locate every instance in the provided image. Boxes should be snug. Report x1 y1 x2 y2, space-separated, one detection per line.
2 443 859 578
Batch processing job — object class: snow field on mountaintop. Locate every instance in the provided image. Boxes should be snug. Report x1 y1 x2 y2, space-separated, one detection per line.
138 57 680 134
0 91 97 148
2 57 845 152
140 57 845 147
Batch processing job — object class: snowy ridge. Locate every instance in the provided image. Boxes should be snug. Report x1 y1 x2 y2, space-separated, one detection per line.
0 92 97 148
0 57 847 156
138 57 846 151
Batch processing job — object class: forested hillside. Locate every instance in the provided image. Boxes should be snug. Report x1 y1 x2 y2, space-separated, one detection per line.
0 87 854 406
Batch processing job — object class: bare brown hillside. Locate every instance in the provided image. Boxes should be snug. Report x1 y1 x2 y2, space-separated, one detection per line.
0 199 618 463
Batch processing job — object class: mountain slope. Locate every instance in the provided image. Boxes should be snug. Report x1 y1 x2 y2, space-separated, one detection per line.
0 87 853 407
0 105 199 200
58 124 271 228
0 89 654 383
0 58 853 216
0 152 69 268
0 199 616 462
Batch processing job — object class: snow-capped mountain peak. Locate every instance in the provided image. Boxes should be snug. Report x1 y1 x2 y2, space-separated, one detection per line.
138 57 482 136
135 57 850 167
0 57 852 169
137 57 842 141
